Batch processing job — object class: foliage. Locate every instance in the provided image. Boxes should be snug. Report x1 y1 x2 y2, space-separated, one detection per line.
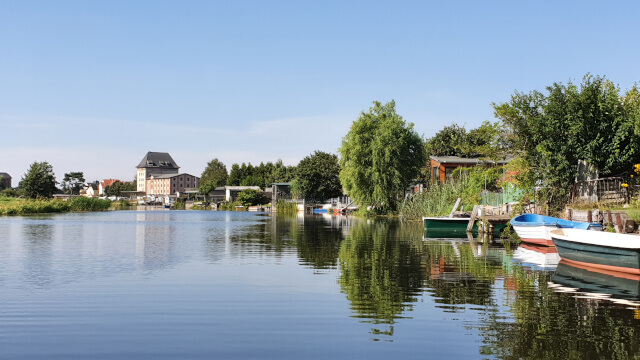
295 151 342 202
425 121 504 159
62 172 85 195
104 181 136 196
275 200 297 214
20 161 58 199
339 100 426 212
173 200 186 210
227 159 295 188
200 158 228 195
493 74 640 212
0 197 111 215
67 197 112 211
399 178 470 220
236 189 267 207
289 179 303 199
0 188 21 197
219 201 243 211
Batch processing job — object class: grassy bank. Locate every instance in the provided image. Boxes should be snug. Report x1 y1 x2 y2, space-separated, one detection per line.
0 197 112 215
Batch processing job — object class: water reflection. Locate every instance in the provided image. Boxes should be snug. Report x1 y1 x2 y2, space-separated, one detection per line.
338 220 425 340
3 212 640 358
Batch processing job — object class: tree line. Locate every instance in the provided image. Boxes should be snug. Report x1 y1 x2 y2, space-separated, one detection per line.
11 74 640 214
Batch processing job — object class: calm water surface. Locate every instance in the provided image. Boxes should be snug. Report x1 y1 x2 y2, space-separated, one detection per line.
1 210 639 359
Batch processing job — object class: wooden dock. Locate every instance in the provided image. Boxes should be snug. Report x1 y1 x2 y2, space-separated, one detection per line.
467 205 515 241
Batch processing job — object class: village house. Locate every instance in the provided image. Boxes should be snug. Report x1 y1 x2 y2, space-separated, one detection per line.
430 156 511 183
99 179 121 195
146 173 200 196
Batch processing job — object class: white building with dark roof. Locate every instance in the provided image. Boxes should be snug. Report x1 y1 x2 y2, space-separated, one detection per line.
136 152 180 193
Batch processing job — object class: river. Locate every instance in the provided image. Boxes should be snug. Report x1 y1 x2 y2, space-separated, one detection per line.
1 210 639 359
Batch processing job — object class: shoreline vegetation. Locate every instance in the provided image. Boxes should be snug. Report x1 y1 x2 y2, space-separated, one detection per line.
0 197 112 216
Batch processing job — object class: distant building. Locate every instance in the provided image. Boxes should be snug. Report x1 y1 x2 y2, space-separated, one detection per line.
81 181 100 197
136 152 180 193
99 179 122 195
146 173 200 196
0 172 11 189
430 156 511 183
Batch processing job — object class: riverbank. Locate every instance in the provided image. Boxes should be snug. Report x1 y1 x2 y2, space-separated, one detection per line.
0 197 112 215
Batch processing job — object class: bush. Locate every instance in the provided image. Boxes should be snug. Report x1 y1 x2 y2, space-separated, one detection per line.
67 197 112 212
236 189 267 207
275 200 297 214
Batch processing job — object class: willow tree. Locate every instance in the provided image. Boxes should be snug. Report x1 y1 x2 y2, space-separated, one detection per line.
339 101 426 212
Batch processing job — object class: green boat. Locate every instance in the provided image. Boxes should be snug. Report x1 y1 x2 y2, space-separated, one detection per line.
423 216 506 238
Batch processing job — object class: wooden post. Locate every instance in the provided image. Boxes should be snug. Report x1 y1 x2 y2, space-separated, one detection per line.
449 198 462 218
467 205 479 232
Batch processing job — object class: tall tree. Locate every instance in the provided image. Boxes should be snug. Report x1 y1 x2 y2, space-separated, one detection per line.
63 171 85 195
20 161 58 199
295 151 342 202
492 74 640 211
339 100 426 212
199 158 228 194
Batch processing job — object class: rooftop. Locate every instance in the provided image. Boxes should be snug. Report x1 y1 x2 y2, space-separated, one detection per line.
137 152 180 169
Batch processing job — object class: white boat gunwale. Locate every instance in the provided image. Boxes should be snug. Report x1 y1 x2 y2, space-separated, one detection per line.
549 229 640 250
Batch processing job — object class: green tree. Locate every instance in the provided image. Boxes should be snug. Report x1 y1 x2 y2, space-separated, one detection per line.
227 163 241 186
104 181 136 196
425 121 503 159
425 123 468 157
20 161 58 199
62 171 85 195
295 151 342 202
200 158 228 195
236 188 267 207
339 100 426 212
493 74 640 211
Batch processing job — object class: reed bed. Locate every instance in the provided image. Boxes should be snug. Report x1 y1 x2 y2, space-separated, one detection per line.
0 197 112 215
399 180 469 221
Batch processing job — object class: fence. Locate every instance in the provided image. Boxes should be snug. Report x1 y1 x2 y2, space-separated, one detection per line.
573 177 628 203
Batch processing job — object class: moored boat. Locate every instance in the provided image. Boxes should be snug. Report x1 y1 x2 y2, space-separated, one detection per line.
510 214 602 246
423 216 506 238
549 228 640 275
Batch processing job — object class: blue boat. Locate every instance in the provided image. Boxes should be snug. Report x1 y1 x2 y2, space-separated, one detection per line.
510 214 602 246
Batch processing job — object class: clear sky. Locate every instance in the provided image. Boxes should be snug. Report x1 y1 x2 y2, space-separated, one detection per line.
2 1 639 183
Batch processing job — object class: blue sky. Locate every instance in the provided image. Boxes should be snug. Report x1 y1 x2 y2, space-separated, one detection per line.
2 1 639 183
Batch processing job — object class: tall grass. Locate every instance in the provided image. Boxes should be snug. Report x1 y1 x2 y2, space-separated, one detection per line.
0 197 111 215
275 200 297 214
399 179 469 221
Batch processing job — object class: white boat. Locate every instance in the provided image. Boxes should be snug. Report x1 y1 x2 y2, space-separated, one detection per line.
549 228 640 275
510 214 602 246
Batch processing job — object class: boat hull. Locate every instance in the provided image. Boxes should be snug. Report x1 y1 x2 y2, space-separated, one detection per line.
551 229 640 275
511 224 556 246
423 217 505 238
510 214 602 247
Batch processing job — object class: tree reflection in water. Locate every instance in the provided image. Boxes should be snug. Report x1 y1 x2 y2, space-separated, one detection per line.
338 220 425 340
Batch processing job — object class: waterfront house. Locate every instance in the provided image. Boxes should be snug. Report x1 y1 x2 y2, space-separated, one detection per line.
99 179 122 195
146 173 200 197
430 156 511 183
136 152 180 193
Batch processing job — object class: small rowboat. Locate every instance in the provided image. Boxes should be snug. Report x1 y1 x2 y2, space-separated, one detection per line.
510 214 602 246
